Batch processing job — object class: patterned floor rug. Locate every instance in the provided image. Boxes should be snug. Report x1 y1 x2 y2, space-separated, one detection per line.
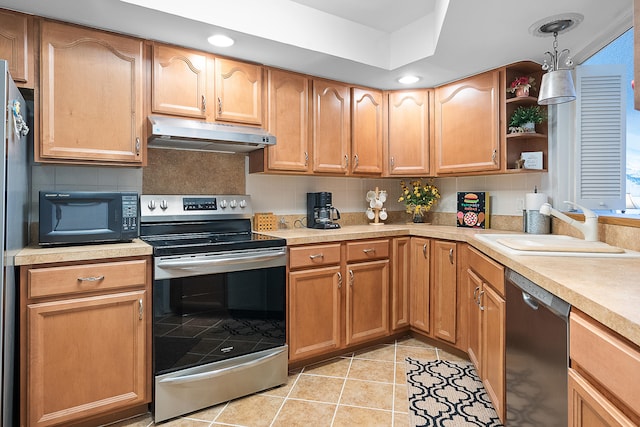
405 358 503 427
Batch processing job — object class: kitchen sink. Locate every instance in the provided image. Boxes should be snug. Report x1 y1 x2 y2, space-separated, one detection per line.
474 233 640 258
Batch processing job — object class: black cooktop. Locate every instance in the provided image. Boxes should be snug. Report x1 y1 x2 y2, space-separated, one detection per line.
140 219 286 257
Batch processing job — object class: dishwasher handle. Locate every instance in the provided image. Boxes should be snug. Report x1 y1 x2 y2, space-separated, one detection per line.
521 291 539 310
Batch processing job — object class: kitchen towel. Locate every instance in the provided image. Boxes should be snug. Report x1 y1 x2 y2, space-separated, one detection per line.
525 192 547 211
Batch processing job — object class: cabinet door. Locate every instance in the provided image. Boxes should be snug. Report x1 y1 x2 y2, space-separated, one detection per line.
151 44 212 119
312 79 351 174
409 237 430 333
434 70 500 174
431 240 457 344
27 290 148 427
266 69 310 172
215 57 263 125
40 21 144 164
465 268 483 373
391 237 410 331
568 369 636 427
345 260 389 345
387 90 431 176
482 283 506 422
351 87 383 175
289 266 342 361
0 10 33 86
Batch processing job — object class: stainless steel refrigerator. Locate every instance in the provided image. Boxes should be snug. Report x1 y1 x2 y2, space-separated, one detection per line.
1 59 30 426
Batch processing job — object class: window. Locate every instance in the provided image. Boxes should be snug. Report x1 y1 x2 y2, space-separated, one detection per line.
583 28 640 211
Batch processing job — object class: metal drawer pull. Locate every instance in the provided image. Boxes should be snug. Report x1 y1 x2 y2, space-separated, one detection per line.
309 253 324 259
77 275 104 282
473 286 480 301
349 269 354 286
139 299 143 320
423 243 428 258
449 248 454 264
337 271 342 288
478 290 486 311
362 248 376 254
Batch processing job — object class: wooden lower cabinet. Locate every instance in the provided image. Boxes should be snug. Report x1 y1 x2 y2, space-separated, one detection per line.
409 237 430 334
391 237 410 331
569 310 640 426
20 257 152 427
465 246 505 422
345 259 389 345
288 266 342 360
287 239 390 363
430 240 457 343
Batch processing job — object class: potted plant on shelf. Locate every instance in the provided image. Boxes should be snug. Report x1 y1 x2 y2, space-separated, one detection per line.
508 76 535 97
509 105 547 133
398 179 440 223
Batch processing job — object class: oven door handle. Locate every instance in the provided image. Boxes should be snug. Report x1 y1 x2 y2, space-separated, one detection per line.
156 249 286 269
158 348 286 385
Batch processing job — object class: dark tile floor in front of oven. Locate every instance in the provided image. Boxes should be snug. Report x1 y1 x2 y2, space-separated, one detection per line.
107 336 467 427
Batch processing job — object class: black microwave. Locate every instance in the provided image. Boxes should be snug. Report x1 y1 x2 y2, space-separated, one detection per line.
39 191 139 246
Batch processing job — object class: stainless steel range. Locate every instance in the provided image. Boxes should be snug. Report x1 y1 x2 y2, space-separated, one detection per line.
140 195 288 423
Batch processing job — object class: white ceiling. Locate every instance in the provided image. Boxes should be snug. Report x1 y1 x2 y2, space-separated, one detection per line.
0 0 633 89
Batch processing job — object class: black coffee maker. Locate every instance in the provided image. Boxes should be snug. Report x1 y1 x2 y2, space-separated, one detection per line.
307 192 341 229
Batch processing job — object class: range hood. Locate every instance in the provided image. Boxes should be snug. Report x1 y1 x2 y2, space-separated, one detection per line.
147 116 276 153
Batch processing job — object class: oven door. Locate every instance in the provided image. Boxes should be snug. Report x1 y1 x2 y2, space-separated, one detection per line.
153 246 287 375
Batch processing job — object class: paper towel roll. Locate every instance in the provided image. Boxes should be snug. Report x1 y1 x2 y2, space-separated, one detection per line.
525 193 548 211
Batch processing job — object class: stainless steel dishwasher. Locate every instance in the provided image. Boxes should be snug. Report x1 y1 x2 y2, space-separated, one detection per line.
505 269 571 427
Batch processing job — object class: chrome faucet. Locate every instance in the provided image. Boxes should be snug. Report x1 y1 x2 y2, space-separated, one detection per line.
539 201 599 241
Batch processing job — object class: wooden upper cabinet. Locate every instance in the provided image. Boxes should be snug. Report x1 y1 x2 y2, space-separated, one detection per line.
351 87 383 175
151 43 213 120
0 9 34 88
387 90 432 176
39 21 145 165
434 70 501 174
214 57 263 125
266 68 310 172
312 79 351 174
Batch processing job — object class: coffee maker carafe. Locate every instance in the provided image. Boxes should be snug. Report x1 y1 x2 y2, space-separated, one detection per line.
307 192 341 229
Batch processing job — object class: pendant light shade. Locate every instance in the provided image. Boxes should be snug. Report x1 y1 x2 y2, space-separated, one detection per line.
538 69 576 105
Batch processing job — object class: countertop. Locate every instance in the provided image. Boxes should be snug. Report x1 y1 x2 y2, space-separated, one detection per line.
264 224 640 348
14 225 640 348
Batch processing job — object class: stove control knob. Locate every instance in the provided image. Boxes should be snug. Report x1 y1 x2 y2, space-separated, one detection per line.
239 199 247 208
148 200 156 210
229 200 238 209
160 200 168 210
219 200 228 209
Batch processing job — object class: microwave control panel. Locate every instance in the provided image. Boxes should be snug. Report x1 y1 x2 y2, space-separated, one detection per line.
122 194 139 231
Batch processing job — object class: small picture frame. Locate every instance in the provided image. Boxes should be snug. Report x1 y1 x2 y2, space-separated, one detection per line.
520 151 543 170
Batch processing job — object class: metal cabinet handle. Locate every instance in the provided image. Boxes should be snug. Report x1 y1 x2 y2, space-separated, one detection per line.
218 97 222 114
139 299 143 320
304 152 309 166
492 149 497 163
362 248 375 254
77 275 104 282
202 95 207 112
309 253 324 259
449 248 454 264
422 243 428 258
337 271 342 288
353 154 359 168
478 290 485 311
349 269 354 286
473 286 480 301
344 154 349 168
390 156 395 168
135 137 140 156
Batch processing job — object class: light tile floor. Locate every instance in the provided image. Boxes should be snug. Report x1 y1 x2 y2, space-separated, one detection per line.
108 336 468 427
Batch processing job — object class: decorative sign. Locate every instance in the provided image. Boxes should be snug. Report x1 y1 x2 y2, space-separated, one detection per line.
457 192 489 229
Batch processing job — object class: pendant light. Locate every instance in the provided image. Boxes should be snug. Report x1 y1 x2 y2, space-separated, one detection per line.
531 16 582 105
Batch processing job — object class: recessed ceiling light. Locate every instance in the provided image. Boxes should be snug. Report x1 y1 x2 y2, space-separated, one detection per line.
398 75 421 85
208 34 235 47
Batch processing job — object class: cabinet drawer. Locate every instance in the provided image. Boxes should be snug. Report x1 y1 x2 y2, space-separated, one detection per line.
570 310 640 416
28 259 148 299
468 246 504 296
346 239 389 262
289 244 341 269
